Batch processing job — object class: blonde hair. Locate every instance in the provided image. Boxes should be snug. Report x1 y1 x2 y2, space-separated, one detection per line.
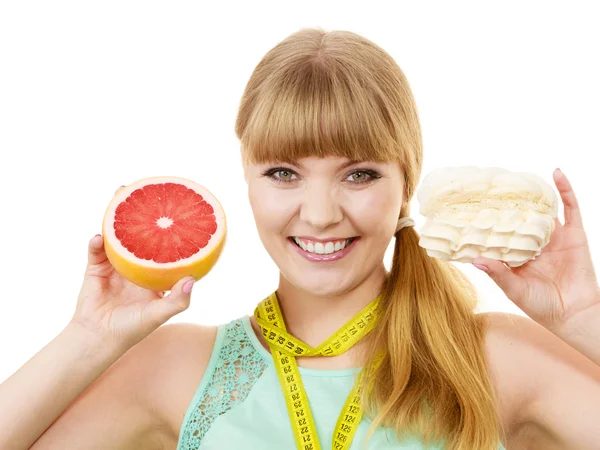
234 27 503 450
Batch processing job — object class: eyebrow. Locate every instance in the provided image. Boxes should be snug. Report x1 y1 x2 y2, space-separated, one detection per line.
288 159 362 170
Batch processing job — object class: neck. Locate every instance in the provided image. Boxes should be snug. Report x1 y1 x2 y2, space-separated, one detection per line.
275 264 388 348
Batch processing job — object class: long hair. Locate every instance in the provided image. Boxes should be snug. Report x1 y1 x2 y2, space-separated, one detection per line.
234 27 503 450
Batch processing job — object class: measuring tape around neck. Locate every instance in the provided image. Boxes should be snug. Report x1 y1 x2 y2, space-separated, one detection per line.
254 292 383 450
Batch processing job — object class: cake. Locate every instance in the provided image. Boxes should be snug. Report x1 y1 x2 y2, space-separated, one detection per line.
416 166 558 267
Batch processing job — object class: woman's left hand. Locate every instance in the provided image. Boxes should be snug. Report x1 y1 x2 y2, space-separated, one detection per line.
472 168 600 332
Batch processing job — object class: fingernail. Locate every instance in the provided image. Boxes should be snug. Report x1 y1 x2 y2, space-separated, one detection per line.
473 264 490 273
182 279 195 294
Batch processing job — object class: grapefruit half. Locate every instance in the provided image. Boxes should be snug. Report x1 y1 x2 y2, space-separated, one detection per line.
102 176 226 291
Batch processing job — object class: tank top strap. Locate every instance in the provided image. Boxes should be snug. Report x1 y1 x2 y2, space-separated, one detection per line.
177 316 269 450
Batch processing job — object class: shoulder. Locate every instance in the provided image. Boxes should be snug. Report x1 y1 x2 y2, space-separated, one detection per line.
478 311 600 448
120 321 220 446
30 321 221 450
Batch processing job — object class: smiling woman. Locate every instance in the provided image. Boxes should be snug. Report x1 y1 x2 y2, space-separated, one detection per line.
199 26 600 450
209 28 507 450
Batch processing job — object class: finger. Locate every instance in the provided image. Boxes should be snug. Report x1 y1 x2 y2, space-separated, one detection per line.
553 168 583 229
147 277 195 324
472 257 529 308
115 185 126 196
554 217 562 229
88 234 108 266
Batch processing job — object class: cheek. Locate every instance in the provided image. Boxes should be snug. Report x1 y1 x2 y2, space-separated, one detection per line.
249 185 297 232
349 190 400 234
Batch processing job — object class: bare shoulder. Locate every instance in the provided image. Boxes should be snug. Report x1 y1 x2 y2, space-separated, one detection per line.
479 311 600 449
127 322 218 448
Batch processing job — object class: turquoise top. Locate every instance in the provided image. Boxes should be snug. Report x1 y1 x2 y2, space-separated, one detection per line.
177 316 506 449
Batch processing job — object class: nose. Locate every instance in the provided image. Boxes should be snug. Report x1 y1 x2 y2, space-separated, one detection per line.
298 183 344 231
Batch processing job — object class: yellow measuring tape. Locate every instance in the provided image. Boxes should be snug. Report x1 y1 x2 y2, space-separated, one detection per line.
254 292 384 450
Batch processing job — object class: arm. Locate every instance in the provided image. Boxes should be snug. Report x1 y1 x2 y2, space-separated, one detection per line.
484 312 600 450
0 321 167 450
0 322 129 449
0 230 198 449
551 295 600 366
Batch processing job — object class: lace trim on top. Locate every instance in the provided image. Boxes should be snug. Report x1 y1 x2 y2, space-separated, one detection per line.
178 318 268 450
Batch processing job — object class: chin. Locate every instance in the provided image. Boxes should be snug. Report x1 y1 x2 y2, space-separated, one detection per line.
282 272 353 298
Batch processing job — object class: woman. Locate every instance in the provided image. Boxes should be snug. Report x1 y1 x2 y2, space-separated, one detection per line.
1 28 599 450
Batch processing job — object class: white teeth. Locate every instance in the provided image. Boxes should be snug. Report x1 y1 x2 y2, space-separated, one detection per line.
292 237 354 254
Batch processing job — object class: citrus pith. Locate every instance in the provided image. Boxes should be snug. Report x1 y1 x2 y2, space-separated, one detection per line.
102 176 226 291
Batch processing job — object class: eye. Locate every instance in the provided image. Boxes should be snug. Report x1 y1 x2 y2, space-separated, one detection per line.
345 169 381 185
261 167 298 183
348 171 368 182
276 169 295 181
261 167 381 185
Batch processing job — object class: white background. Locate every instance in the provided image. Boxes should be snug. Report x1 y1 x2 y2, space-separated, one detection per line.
1 1 598 383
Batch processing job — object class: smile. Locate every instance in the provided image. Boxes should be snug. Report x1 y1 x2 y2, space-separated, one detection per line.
288 236 359 262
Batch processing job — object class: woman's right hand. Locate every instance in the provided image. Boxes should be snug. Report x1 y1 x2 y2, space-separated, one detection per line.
70 186 195 349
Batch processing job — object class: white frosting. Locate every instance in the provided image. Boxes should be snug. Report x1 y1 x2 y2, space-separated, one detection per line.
415 167 558 267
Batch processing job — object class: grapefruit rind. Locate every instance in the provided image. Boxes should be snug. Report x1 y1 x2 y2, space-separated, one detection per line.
102 176 226 291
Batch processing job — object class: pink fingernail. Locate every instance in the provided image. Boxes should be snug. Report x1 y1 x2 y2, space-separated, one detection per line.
473 264 490 273
183 280 194 294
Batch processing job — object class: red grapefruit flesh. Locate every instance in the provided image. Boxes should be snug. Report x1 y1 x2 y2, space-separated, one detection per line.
102 176 226 291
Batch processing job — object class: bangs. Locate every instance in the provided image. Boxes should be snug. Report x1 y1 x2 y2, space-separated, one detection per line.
239 62 400 165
